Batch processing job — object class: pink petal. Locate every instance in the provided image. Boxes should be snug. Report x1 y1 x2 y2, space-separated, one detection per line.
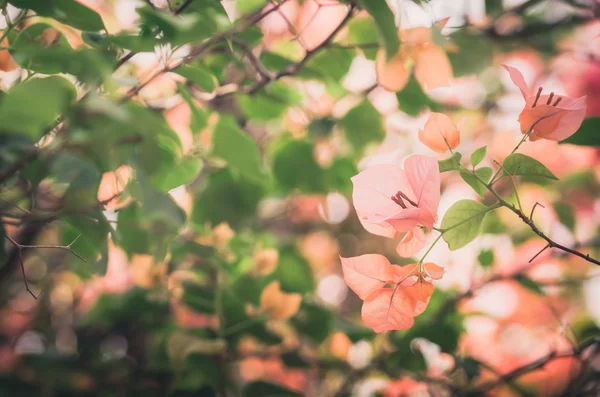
519 96 587 141
423 263 445 280
392 264 419 285
414 46 452 90
361 288 416 332
357 217 398 239
404 281 434 316
366 208 422 234
351 164 412 237
396 227 428 258
418 112 460 153
340 255 394 300
436 17 450 30
502 64 530 99
376 49 411 92
404 155 441 230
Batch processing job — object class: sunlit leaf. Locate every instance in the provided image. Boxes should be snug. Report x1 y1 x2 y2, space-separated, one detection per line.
441 200 494 250
358 0 399 60
501 153 558 180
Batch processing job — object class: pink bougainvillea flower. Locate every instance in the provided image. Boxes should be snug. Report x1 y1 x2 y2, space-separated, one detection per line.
418 112 461 153
377 19 453 92
502 64 587 141
351 154 440 256
396 227 427 258
340 255 444 332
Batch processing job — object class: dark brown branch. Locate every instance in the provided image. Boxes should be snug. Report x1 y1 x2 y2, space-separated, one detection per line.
245 3 356 95
513 208 600 266
230 37 274 81
4 234 86 299
472 350 579 395
124 0 291 100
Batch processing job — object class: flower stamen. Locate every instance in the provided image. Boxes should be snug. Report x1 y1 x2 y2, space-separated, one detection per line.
546 92 555 105
532 87 543 107
397 191 418 207
552 97 562 107
391 194 407 209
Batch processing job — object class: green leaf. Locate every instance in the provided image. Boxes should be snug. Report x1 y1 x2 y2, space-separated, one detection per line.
174 64 216 92
458 357 482 382
181 281 216 314
243 382 302 397
0 76 76 139
447 30 494 77
0 225 6 271
514 274 544 295
152 156 203 192
239 83 301 121
341 99 384 151
9 0 105 31
560 117 600 146
552 202 575 231
281 352 310 369
438 152 462 173
11 23 74 74
477 249 494 268
212 116 266 183
501 153 558 180
358 0 399 60
470 146 487 167
460 167 492 199
176 82 208 131
272 140 325 192
441 200 494 250
218 288 281 345
236 0 266 14
292 302 332 344
347 16 379 59
306 48 355 81
272 248 314 294
191 168 264 229
396 75 441 115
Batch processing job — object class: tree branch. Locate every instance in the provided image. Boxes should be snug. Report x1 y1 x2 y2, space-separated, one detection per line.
4 234 86 298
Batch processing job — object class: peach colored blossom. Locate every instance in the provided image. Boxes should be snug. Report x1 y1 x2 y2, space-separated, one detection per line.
384 377 428 397
164 102 194 154
396 227 427 258
77 240 133 311
418 112 461 153
0 37 17 72
502 64 587 141
299 230 339 273
329 332 352 360
295 0 348 51
240 356 307 392
340 255 444 332
351 154 440 257
253 248 279 276
377 20 453 92
97 165 131 209
260 281 302 320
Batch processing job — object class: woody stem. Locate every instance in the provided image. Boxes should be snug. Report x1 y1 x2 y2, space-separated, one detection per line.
465 166 600 267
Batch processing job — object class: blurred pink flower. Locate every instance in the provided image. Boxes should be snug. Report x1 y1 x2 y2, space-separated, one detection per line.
384 377 428 397
376 19 453 92
351 154 440 256
502 64 587 141
340 254 444 332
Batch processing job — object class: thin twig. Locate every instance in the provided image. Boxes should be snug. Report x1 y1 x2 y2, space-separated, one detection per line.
245 3 356 95
4 235 86 299
530 201 545 220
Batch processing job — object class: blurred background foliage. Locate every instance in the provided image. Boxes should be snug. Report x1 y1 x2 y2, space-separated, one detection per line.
0 0 599 396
